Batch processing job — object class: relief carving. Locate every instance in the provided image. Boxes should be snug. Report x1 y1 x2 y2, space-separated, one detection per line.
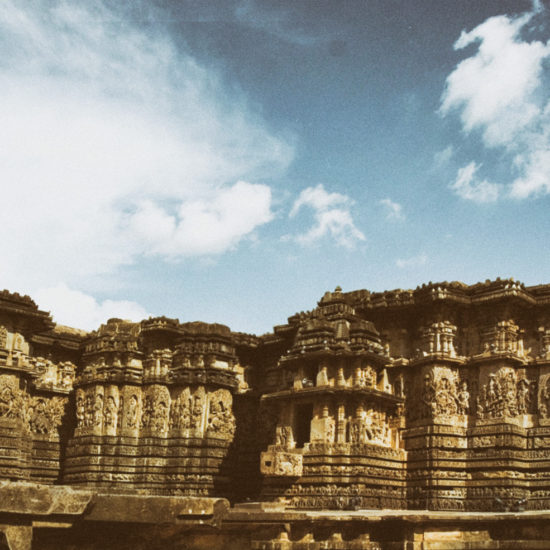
141 396 153 429
189 387 205 432
348 403 391 446
540 377 550 418
435 376 458 416
456 381 470 415
28 396 65 435
206 389 235 438
7 279 550 513
362 366 376 387
410 368 469 419
0 326 7 349
153 400 169 432
0 386 18 419
538 327 550 360
261 450 303 477
116 394 124 428
169 389 191 430
125 393 140 428
141 386 170 433
275 425 295 449
420 373 437 418
93 392 104 428
476 369 535 418
104 395 118 429
76 390 85 428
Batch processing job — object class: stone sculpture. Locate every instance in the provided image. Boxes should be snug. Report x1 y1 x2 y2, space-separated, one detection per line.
0 278 550 515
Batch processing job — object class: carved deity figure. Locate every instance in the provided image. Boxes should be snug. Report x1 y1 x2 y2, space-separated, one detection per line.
30 398 49 434
421 374 437 417
92 393 104 427
0 387 15 418
371 410 389 445
363 366 376 388
504 372 518 416
477 369 532 418
141 395 153 429
276 425 293 448
190 393 204 430
104 396 117 428
84 394 93 427
171 395 191 430
116 395 124 428
349 419 361 443
206 391 234 438
126 394 139 428
152 401 168 432
487 374 498 404
29 397 64 435
76 394 85 427
540 379 550 418
363 412 375 441
411 369 466 419
435 377 458 415
456 382 470 415
326 419 335 443
13 334 23 351
517 378 531 414
208 399 221 432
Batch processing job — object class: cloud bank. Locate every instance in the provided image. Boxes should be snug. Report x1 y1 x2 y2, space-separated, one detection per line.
440 7 550 201
0 0 293 326
34 284 150 331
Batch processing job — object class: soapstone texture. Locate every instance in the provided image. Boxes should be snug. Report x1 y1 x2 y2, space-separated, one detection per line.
1 279 550 548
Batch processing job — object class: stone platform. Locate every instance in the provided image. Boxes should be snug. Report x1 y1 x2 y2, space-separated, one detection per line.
2 483 550 550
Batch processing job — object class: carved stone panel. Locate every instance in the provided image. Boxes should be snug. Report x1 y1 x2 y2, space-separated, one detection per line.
261 451 303 477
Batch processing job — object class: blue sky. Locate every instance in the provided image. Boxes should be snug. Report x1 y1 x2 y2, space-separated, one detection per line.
1 0 550 334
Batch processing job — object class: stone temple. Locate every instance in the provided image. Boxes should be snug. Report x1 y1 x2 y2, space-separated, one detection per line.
2 278 550 549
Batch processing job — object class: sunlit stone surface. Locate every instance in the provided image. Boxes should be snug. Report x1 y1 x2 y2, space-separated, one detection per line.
2 279 550 548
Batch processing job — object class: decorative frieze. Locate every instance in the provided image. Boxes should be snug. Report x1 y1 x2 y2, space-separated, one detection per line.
3 279 550 512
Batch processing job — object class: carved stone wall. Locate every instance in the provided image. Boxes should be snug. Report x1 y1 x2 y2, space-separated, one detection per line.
63 318 240 496
2 279 550 515
0 293 76 485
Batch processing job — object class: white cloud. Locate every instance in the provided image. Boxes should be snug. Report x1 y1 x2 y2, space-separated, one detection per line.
379 198 405 221
35 284 150 331
450 162 500 203
289 184 365 248
432 145 454 170
0 0 293 296
441 12 547 147
440 7 550 199
396 254 428 269
290 185 350 216
126 181 273 257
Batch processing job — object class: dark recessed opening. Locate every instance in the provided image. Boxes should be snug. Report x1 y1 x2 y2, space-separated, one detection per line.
295 402 313 448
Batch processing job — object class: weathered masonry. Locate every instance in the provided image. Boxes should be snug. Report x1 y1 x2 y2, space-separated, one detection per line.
2 278 550 549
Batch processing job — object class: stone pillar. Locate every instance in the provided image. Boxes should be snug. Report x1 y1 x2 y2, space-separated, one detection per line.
336 401 346 443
